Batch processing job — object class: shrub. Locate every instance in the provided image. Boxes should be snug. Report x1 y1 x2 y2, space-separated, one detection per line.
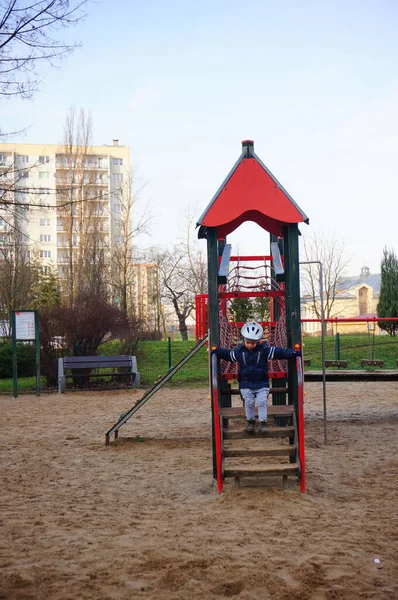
0 340 36 378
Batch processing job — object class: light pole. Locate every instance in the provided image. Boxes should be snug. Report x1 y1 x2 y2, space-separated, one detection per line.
300 260 327 445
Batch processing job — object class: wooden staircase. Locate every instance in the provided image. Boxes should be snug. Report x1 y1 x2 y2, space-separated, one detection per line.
220 404 300 489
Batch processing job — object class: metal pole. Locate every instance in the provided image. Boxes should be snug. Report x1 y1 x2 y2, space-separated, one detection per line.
300 260 327 445
168 336 172 370
11 311 18 399
35 311 40 397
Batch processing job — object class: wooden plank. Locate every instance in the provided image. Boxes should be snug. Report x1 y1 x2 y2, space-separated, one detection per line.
224 446 296 457
225 463 299 478
325 360 347 368
229 388 289 395
223 426 294 440
221 405 294 418
360 360 384 368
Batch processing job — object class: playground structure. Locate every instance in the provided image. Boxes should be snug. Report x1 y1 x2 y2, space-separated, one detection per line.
105 140 309 492
196 139 308 492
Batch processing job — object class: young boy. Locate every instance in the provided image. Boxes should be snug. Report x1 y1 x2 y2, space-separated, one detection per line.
213 321 301 434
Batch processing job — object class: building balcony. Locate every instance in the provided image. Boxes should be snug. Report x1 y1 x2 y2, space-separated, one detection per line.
56 160 109 170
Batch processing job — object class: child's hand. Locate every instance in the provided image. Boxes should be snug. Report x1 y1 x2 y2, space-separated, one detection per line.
294 350 302 358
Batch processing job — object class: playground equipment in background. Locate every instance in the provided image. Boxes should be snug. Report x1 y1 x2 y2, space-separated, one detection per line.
361 321 384 368
197 139 308 492
325 322 347 369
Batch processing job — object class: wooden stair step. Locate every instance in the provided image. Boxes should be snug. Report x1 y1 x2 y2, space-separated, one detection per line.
221 405 294 418
225 463 299 478
229 387 289 395
223 426 295 439
224 446 296 457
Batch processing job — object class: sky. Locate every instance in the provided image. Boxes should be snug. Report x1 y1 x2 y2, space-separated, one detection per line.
3 0 398 277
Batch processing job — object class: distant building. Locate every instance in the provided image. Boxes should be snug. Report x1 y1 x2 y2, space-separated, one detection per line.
0 140 130 281
131 263 160 331
301 265 381 335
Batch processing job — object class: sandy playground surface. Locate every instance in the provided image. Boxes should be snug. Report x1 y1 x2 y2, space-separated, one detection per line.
1 381 398 600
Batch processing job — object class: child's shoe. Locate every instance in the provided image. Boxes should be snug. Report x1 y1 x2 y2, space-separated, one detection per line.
245 419 255 433
259 420 267 434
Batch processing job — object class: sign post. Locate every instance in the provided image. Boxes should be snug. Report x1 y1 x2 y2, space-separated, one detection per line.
11 310 40 399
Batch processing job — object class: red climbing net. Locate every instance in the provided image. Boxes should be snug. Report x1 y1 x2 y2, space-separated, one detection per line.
216 257 288 378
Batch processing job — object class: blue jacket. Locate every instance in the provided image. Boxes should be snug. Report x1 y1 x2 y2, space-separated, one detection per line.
214 342 295 390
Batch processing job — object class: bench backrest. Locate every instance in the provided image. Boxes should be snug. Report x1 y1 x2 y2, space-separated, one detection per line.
63 356 132 369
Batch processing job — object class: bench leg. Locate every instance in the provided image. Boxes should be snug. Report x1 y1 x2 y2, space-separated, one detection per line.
58 376 65 394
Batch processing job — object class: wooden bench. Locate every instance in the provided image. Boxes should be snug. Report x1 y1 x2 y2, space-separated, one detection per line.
58 355 140 394
303 360 311 367
324 360 347 368
360 360 384 368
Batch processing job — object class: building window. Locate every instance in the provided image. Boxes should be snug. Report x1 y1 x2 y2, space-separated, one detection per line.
40 234 51 242
39 156 50 164
39 172 50 179
0 218 6 229
20 155 29 163
41 266 49 274
114 204 122 213
112 173 123 182
0 155 7 165
21 170 29 178
112 158 123 166
40 250 51 258
39 188 51 195
40 218 51 226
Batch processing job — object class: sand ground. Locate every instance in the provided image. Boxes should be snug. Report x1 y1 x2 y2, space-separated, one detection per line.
1 381 397 599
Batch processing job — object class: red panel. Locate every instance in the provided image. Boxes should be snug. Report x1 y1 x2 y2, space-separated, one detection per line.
201 159 305 233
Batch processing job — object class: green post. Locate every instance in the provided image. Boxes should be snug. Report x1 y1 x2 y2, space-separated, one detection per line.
11 311 18 399
283 224 302 418
168 336 172 369
336 332 340 361
270 234 287 425
218 237 231 411
207 228 220 479
35 312 40 396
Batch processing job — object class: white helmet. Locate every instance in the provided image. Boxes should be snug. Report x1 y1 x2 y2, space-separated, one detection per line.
241 321 263 341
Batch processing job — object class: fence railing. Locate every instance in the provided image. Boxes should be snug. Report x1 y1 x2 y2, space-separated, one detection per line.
0 324 397 393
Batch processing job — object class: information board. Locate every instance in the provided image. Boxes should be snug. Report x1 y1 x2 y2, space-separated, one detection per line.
15 311 36 340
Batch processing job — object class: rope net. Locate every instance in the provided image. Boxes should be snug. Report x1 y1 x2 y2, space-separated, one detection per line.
218 258 287 377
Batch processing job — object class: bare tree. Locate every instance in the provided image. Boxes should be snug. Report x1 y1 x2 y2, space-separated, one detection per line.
301 230 351 319
152 245 194 340
109 170 151 314
57 107 110 306
146 210 208 339
183 209 207 296
0 0 88 103
0 227 39 322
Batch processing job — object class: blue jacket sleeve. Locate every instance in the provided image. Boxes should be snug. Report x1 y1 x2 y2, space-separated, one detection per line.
267 346 296 360
214 346 239 362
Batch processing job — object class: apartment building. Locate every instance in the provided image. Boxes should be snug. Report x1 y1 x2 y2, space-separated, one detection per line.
131 263 160 331
0 139 130 281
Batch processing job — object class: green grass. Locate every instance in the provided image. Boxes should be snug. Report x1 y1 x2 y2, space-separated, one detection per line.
0 335 397 393
302 334 398 369
0 376 47 394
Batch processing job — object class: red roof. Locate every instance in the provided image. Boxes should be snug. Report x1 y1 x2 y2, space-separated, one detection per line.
197 141 308 238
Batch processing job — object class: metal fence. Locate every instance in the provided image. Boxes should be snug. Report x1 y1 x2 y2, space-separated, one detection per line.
0 332 397 394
